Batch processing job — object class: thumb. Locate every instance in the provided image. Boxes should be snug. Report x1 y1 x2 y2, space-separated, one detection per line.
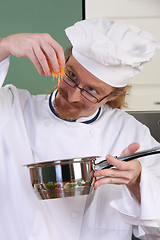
121 142 140 156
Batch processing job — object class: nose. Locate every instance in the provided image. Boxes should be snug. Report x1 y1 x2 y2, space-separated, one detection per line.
68 87 82 103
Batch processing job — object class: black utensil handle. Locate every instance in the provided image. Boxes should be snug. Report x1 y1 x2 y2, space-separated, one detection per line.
117 146 160 161
95 146 160 171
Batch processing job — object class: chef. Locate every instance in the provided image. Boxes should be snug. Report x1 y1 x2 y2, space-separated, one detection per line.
0 18 160 240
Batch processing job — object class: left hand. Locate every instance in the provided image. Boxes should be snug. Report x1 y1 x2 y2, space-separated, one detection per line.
94 142 142 203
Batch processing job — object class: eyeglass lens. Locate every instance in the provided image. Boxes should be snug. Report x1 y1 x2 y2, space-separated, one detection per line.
63 74 98 103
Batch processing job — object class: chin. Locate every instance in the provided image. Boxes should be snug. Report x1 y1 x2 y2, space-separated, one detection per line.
58 111 80 121
53 101 79 120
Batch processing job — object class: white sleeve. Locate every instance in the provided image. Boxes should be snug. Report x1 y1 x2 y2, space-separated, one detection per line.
0 57 10 87
110 164 160 239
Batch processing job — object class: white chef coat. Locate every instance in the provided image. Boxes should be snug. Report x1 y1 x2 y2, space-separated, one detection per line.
0 57 160 240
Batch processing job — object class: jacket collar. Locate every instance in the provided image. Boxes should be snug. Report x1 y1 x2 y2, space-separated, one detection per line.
49 91 101 124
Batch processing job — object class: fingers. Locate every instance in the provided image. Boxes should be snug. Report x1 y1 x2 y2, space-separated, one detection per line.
45 35 65 67
94 166 128 179
34 34 65 75
105 154 133 171
94 153 142 190
32 46 52 76
26 48 45 75
41 34 65 73
6 33 65 76
42 44 59 74
94 176 129 189
94 156 136 182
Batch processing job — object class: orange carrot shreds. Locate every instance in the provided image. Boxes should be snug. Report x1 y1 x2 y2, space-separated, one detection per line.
47 59 65 87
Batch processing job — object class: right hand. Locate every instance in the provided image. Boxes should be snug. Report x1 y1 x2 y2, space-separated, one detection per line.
0 33 65 76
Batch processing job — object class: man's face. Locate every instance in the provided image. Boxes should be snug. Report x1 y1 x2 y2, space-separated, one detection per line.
53 55 115 121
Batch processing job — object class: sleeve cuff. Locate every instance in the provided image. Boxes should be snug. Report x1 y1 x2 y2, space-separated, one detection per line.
0 57 10 87
110 164 160 227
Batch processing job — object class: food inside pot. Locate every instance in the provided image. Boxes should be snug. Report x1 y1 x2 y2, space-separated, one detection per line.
33 179 92 199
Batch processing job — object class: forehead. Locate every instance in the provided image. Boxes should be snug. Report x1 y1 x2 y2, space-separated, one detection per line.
66 55 114 93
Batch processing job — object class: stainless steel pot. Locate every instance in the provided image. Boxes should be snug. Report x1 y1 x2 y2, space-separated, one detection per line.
25 146 160 200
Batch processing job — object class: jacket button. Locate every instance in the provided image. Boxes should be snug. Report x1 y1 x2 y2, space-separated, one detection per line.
89 129 95 137
71 211 79 219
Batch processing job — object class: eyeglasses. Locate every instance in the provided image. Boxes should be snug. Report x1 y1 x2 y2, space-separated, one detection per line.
62 73 114 104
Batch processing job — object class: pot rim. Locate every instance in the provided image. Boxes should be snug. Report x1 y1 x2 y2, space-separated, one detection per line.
24 156 100 168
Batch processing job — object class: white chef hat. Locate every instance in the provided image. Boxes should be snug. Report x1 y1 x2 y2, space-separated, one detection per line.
65 18 160 87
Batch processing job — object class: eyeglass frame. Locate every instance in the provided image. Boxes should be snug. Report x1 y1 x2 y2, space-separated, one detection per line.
62 73 115 104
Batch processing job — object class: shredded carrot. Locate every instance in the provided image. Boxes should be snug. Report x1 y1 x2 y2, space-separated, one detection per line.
47 59 65 87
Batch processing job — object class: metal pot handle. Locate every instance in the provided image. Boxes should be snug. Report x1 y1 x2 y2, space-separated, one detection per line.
94 146 160 171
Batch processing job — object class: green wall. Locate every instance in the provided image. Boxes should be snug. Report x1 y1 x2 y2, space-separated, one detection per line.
0 0 82 94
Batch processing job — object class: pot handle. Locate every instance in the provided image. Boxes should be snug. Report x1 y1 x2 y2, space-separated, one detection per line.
94 146 160 171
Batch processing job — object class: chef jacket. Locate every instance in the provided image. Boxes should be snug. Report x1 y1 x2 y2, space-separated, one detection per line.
0 57 160 240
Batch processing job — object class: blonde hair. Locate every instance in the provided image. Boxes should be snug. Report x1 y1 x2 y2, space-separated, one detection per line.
107 85 130 109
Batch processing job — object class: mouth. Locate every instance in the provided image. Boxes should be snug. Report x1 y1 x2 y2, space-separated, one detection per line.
53 89 87 121
58 93 77 110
